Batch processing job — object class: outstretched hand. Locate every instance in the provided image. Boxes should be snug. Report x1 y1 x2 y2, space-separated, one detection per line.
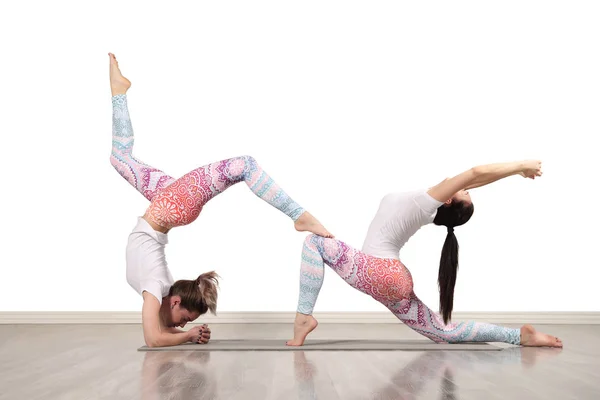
519 160 543 179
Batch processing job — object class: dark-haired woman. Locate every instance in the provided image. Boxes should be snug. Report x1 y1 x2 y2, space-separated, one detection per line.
287 160 564 348
107 53 333 348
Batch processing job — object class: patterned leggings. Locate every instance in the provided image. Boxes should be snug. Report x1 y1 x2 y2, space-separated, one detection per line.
110 94 305 228
298 234 521 345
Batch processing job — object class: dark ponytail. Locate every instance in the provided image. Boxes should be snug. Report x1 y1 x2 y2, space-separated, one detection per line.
438 227 459 324
169 271 220 315
433 201 474 324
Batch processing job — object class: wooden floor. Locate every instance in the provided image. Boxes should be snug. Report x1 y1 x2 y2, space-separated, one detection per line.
0 323 598 399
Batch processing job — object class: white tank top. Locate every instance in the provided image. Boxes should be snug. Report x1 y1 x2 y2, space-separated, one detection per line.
361 189 443 260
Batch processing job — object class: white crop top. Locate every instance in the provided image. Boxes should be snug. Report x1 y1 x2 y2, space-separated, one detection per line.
361 189 444 260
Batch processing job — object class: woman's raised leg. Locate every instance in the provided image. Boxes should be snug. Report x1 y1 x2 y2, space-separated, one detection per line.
108 53 332 237
145 155 333 237
108 53 175 201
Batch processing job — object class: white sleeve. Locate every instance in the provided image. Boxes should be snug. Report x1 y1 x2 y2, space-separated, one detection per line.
413 190 444 214
141 280 164 305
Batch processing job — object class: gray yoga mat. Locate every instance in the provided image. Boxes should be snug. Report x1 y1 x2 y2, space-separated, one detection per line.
138 339 502 351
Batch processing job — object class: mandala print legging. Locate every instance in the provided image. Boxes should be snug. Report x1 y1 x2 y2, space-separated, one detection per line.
298 234 521 344
109 94 305 228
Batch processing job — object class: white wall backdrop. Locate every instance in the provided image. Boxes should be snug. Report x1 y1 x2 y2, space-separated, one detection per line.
1 1 598 313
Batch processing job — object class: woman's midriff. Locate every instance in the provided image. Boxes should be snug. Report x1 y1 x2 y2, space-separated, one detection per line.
142 213 170 234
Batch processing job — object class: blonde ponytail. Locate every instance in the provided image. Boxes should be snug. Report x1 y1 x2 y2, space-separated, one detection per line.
196 271 220 315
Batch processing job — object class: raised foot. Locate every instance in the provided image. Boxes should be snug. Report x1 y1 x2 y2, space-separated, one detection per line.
294 211 334 238
520 324 563 348
286 313 318 346
108 53 131 96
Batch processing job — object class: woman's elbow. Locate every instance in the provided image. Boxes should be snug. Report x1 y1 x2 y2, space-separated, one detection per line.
145 334 162 348
146 340 161 348
470 166 483 177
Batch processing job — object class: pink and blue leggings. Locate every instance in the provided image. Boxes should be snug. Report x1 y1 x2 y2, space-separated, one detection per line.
110 94 520 345
110 94 305 228
297 234 521 345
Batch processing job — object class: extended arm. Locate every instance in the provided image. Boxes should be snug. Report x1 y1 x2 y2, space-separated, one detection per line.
463 161 535 190
428 160 540 203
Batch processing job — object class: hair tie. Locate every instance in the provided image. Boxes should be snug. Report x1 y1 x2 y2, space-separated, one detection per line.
447 226 454 233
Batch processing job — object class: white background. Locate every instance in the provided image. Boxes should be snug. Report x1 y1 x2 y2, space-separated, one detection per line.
1 1 598 313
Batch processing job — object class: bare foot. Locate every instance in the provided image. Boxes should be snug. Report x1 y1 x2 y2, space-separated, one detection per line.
108 53 131 96
286 313 318 346
520 324 563 348
294 211 333 238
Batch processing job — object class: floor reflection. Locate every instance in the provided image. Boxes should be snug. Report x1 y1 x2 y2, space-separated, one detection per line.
141 351 217 399
389 347 559 399
293 346 562 400
139 345 562 400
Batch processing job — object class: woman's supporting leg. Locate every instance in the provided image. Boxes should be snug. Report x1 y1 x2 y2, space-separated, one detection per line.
386 293 522 344
289 234 563 347
146 156 332 237
109 53 175 201
295 234 410 314
388 294 563 347
288 233 414 345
